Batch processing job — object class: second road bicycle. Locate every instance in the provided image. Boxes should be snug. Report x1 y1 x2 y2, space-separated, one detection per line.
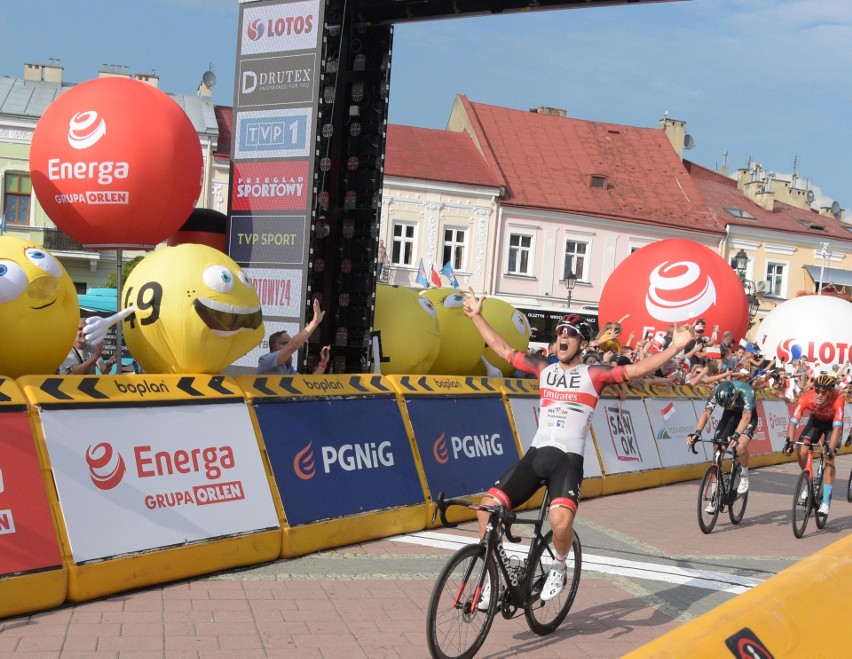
691 437 749 534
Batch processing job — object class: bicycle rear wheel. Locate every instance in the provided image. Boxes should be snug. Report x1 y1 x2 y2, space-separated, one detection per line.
792 471 812 539
697 465 721 534
426 543 497 659
728 463 749 525
524 530 582 636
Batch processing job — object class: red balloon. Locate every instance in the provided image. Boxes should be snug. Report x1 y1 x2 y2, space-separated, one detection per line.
30 77 202 248
598 239 748 342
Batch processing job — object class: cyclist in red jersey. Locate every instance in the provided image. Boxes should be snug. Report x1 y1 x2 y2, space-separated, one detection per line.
463 287 694 604
783 374 845 515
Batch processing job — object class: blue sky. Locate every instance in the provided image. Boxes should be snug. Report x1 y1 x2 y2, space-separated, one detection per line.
1 0 849 209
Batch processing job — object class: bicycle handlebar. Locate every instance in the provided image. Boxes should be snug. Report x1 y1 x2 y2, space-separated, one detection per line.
688 437 739 459
431 491 522 543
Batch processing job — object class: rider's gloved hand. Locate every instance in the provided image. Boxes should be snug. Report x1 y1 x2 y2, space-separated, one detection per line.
687 432 700 453
782 440 794 457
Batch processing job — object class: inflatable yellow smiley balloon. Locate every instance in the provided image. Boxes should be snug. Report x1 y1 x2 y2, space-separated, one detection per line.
474 297 531 376
421 288 484 375
0 236 78 377
373 284 440 374
121 244 263 374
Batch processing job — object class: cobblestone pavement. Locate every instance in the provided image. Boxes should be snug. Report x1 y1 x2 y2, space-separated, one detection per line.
1 457 849 657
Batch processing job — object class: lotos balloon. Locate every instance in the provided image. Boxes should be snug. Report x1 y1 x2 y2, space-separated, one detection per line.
753 295 852 369
421 288 484 375
0 236 78 377
373 284 440 374
472 297 531 376
598 239 748 343
30 77 202 248
121 244 263 373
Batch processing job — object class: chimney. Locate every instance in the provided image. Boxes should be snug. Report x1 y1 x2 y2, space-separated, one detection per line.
133 72 159 88
24 59 63 83
736 163 774 211
660 116 686 160
98 64 131 80
530 106 567 117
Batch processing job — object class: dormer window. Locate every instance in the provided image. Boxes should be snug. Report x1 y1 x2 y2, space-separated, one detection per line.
797 218 826 231
590 175 606 189
724 207 756 220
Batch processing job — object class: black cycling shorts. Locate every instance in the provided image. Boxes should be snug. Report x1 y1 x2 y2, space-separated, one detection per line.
799 417 834 445
486 446 583 513
713 409 743 442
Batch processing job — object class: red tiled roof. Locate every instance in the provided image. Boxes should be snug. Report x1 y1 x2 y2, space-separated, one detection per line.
457 96 723 234
214 105 232 160
685 161 852 241
385 124 503 188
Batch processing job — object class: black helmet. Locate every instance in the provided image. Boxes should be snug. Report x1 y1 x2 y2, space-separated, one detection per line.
814 374 836 391
716 381 737 407
556 314 592 341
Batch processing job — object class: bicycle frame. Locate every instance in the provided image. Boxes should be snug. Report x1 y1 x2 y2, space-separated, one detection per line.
696 438 739 501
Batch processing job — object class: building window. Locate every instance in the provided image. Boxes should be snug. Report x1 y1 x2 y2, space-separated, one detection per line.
442 227 467 270
590 176 606 189
507 233 533 275
563 240 589 280
390 222 416 266
766 262 787 297
3 173 31 226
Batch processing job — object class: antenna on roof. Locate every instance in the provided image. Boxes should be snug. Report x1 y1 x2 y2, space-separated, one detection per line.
792 154 798 177
806 189 815 204
202 70 217 89
683 134 695 150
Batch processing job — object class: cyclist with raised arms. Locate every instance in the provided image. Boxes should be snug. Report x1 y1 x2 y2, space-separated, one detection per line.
687 380 756 507
462 288 694 605
783 374 844 515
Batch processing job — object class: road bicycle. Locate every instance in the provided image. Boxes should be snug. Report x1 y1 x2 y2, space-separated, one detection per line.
426 487 582 659
690 437 748 534
847 467 852 504
788 440 829 538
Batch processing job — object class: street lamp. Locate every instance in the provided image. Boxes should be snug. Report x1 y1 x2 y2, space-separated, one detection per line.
733 249 760 322
818 242 831 295
565 269 577 309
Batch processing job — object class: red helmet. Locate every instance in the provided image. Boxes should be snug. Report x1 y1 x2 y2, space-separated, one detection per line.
556 314 592 341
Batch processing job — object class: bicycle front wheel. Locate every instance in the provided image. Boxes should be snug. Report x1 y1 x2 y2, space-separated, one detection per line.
426 543 497 659
698 465 721 534
728 463 749 525
847 469 852 503
524 530 582 636
792 471 812 539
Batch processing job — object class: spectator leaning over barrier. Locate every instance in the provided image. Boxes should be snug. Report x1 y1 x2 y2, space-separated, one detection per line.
688 380 757 496
257 297 328 375
462 288 694 607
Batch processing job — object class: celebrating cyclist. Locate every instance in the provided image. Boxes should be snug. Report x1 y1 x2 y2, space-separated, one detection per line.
783 374 844 515
687 380 756 503
463 288 694 604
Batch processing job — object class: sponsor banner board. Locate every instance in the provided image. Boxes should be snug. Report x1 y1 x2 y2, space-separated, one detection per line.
506 395 602 478
233 108 312 160
231 160 309 212
246 267 303 317
590 399 662 475
232 315 300 370
240 0 321 56
406 397 520 499
255 398 423 525
237 53 317 108
39 403 279 563
229 214 308 267
761 399 794 451
644 397 705 467
0 410 63 575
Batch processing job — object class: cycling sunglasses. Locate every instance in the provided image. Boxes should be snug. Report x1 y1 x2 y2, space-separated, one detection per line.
555 324 582 339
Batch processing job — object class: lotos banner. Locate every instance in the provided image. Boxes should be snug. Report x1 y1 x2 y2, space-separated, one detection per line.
598 240 748 343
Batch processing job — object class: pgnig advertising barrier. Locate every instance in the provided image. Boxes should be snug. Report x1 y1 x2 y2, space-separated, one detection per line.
16 373 282 602
236 374 429 558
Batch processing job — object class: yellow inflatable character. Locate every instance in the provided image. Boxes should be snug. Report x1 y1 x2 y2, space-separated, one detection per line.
373 284 440 374
0 236 78 377
473 297 531 376
87 244 263 374
421 288 484 375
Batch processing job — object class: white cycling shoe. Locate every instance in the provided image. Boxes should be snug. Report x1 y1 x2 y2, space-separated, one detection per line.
476 581 505 611
737 477 750 495
818 502 830 516
540 567 566 602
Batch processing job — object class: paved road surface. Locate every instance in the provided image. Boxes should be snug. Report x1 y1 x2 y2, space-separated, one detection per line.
1 457 850 657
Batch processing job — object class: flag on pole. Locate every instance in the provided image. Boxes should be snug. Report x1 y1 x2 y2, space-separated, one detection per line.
441 261 460 289
430 262 443 288
661 402 675 421
415 258 429 288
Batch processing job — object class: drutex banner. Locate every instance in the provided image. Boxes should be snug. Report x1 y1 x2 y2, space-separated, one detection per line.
255 397 424 525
